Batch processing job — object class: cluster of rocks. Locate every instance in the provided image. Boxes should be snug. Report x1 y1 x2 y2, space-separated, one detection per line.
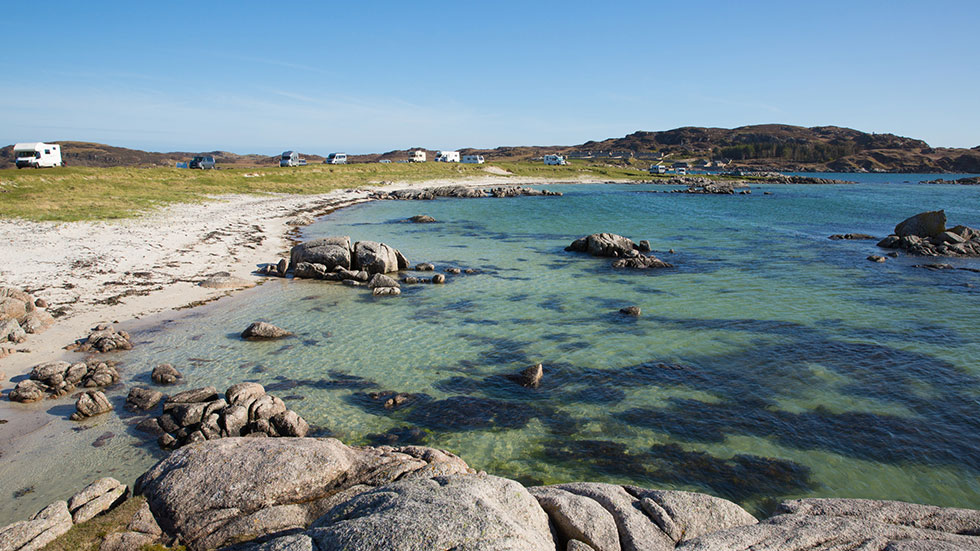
876 210 980 257
0 286 55 346
292 236 408 276
566 233 673 270
8 359 121 403
648 178 751 195
116 437 980 551
828 233 876 240
136 383 310 450
723 172 854 185
370 185 562 201
65 323 133 353
0 477 130 551
922 176 980 185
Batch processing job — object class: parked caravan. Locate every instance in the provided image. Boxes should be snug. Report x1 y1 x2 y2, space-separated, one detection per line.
280 151 300 167
543 154 567 166
649 164 667 174
409 150 426 163
325 153 347 164
434 150 460 163
14 142 62 168
461 155 485 164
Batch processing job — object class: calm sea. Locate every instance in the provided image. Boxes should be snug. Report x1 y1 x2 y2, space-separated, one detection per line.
2 173 979 523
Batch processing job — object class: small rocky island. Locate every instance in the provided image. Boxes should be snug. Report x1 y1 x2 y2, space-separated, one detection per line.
876 210 980 257
566 233 673 269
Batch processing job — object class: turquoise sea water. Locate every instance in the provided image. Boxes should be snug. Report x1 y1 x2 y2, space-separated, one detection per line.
2 174 979 523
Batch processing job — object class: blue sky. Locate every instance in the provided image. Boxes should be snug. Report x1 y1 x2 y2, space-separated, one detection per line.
2 0 978 154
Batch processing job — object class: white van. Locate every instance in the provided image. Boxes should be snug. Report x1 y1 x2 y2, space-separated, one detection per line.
461 155 485 164
325 153 347 165
280 151 300 167
14 142 63 168
434 151 460 163
409 150 426 163
649 164 667 174
543 154 567 166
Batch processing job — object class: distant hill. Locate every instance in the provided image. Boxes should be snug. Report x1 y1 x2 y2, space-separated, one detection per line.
3 125 979 172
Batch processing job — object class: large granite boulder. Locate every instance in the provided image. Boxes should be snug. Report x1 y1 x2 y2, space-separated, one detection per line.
134 437 472 550
677 498 980 550
304 474 556 551
353 241 406 274
895 210 946 238
0 500 72 551
71 390 113 420
566 233 639 258
288 236 353 272
67 477 128 524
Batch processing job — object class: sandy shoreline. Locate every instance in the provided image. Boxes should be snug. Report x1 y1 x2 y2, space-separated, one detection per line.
0 174 613 382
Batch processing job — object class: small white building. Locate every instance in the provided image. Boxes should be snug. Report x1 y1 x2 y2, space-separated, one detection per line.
14 142 63 168
461 154 485 164
543 154 567 166
435 151 460 163
409 150 427 163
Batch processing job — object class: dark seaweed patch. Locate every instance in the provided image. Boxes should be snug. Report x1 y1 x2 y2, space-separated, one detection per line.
364 426 429 446
406 396 543 431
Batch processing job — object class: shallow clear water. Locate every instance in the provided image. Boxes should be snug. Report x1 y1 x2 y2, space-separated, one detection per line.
3 174 980 522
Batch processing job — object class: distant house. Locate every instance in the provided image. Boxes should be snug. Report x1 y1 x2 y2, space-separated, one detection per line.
673 161 690 169
696 160 712 169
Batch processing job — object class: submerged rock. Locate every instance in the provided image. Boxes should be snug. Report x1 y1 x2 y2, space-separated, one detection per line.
620 306 642 316
151 364 182 385
828 233 876 240
408 215 437 223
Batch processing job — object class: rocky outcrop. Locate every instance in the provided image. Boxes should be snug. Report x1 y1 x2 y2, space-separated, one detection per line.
678 498 980 550
408 215 436 223
371 185 561 201
686 180 748 194
508 363 543 388
67 324 133 353
877 211 980 257
150 383 309 449
126 387 164 411
67 478 128 524
829 233 876 240
289 237 409 277
923 176 980 185
134 437 473 550
620 306 642 316
567 233 674 270
8 359 121 403
71 390 113 420
0 286 55 343
241 321 292 340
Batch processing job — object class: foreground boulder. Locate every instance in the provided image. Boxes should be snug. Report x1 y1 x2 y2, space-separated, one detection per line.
877 211 980 257
290 237 410 277
567 233 640 258
68 323 133 353
134 437 473 550
71 390 113 420
0 286 56 342
289 236 353 272
678 498 980 550
67 477 128 524
151 363 182 385
0 500 72 551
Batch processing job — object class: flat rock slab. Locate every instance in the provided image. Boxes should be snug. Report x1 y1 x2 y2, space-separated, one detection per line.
0 500 72 551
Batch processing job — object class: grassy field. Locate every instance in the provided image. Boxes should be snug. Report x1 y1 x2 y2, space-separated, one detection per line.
0 161 650 222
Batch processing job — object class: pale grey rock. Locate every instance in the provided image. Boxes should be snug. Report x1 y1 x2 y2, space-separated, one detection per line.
568 540 598 551
227 382 266 406
98 531 156 551
371 286 401 296
566 233 638 257
134 437 471 550
627 487 757 542
778 498 980 535
0 500 72 551
271 410 309 437
367 273 400 289
293 262 329 279
9 379 46 403
65 363 88 385
530 486 620 551
248 394 286 421
353 240 402 274
126 387 164 411
431 273 446 284
408 215 437 223
242 322 292 340
151 363 181 385
29 361 70 387
415 262 435 271
220 404 249 436
550 482 673 551
166 385 219 404
19 310 54 334
127 501 162 536
308 474 556 551
0 318 26 344
70 483 128 524
289 236 352 272
68 477 122 512
243 534 316 551
71 390 113 420
0 299 27 325
164 402 207 426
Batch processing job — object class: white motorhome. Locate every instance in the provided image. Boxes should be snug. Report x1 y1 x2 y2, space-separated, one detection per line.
434 150 460 163
543 154 567 166
280 151 300 167
14 142 63 168
649 164 667 174
461 155 485 164
325 153 347 165
409 150 426 163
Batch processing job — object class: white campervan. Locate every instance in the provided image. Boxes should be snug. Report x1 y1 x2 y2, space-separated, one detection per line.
14 142 63 168
280 151 300 167
543 154 567 166
325 153 347 165
461 155 485 164
409 150 426 163
434 151 460 163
